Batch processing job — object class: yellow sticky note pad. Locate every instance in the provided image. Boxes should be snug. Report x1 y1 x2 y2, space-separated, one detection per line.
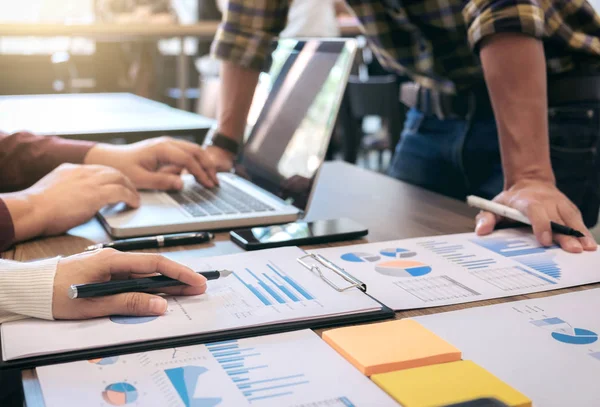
372 360 531 407
322 319 461 376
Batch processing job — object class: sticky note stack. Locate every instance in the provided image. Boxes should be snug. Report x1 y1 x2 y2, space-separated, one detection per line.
372 360 532 407
322 319 461 376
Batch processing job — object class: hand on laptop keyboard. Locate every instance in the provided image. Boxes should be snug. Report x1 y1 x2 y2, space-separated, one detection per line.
84 137 220 190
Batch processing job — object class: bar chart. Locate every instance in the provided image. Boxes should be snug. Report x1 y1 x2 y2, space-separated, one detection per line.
207 340 310 403
417 240 498 270
232 262 315 307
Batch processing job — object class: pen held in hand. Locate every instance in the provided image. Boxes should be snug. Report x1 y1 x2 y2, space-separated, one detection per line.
467 195 585 238
68 270 233 299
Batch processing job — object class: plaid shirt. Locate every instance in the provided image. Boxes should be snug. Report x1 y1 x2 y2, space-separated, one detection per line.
212 0 600 92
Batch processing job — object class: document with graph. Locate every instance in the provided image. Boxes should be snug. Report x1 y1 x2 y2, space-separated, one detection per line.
310 229 600 310
1 247 387 362
35 330 397 407
414 288 600 407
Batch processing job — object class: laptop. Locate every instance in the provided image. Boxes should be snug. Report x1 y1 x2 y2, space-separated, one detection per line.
99 39 357 238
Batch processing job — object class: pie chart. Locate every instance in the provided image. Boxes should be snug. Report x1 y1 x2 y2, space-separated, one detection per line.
89 356 119 366
341 252 381 263
110 315 158 325
380 248 416 258
102 382 138 405
552 328 598 345
375 260 432 277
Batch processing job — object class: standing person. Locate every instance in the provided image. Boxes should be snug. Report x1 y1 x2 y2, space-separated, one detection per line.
200 0 600 254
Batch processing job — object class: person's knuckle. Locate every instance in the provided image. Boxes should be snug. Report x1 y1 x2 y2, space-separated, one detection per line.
125 293 144 314
97 248 118 260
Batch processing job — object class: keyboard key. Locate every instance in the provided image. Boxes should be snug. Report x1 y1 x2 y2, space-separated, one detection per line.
170 182 275 218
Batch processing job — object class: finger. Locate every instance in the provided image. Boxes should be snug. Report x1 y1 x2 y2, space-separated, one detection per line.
100 184 141 209
83 292 168 318
517 201 554 247
474 194 507 235
475 210 503 236
149 284 207 296
170 139 220 186
558 202 597 252
134 170 184 191
155 144 215 188
94 166 139 194
101 251 208 288
158 165 184 175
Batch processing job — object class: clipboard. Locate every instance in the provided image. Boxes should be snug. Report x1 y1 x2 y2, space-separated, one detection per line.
0 252 394 370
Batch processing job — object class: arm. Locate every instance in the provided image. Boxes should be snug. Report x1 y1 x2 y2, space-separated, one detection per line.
463 1 597 252
0 257 58 324
207 0 289 168
0 132 95 193
0 250 207 325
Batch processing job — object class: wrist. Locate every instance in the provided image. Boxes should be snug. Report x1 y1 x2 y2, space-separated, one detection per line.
504 167 556 190
2 191 46 241
204 128 241 157
83 143 116 166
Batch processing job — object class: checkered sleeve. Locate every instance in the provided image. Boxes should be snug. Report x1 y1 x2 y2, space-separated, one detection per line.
463 0 546 52
211 0 289 70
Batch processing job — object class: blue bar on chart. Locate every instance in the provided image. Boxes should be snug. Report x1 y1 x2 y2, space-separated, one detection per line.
530 317 566 327
246 269 286 304
232 272 272 306
471 237 554 258
515 255 561 280
207 340 311 403
267 263 315 301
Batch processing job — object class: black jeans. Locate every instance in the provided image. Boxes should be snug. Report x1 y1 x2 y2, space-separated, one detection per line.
388 103 600 227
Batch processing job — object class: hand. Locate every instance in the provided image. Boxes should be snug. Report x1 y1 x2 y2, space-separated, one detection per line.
204 145 235 172
5 163 139 241
84 137 220 190
475 179 597 253
53 249 207 319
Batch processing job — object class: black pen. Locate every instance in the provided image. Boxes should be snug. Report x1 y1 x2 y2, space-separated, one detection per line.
85 232 214 252
68 270 233 299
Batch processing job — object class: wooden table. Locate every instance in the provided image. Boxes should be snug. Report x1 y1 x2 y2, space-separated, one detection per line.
6 161 597 406
0 93 214 143
0 22 221 111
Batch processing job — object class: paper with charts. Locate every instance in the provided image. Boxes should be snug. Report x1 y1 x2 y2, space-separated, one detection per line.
310 229 600 310
1 247 383 361
35 330 397 407
414 288 600 407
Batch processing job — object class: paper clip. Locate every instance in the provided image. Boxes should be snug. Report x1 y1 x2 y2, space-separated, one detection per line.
297 253 367 292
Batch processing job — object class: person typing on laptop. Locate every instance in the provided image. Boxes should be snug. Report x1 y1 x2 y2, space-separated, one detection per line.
0 132 219 251
207 1 600 254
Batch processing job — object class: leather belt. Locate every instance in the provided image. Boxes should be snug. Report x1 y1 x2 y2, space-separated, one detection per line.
400 73 600 121
399 82 493 120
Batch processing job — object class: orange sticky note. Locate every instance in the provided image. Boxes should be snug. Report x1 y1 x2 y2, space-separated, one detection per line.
322 319 461 376
372 360 532 407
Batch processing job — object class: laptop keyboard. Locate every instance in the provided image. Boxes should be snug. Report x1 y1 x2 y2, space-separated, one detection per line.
168 182 275 217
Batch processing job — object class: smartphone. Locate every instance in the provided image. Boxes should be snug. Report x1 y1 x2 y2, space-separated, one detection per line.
230 218 368 250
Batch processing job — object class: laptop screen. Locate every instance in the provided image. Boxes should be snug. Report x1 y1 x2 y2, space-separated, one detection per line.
235 39 355 212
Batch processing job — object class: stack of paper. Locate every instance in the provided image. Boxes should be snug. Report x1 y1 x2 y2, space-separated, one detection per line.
322 319 461 375
36 330 398 407
372 360 531 407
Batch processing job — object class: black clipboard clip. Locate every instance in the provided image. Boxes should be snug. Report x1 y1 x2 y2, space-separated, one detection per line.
297 253 367 293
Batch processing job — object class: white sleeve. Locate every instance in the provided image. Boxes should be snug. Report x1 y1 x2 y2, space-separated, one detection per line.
0 257 59 324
